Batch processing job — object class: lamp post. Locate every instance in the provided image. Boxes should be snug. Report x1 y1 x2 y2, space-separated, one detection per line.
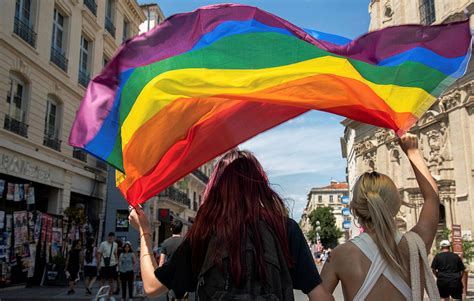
315 221 321 251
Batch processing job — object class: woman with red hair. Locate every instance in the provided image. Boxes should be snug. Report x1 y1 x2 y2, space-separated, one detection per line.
129 150 333 300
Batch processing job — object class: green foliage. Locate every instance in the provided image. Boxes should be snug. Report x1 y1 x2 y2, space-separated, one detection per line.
432 227 474 264
64 206 86 226
462 239 474 263
52 254 66 266
308 206 343 248
433 227 452 255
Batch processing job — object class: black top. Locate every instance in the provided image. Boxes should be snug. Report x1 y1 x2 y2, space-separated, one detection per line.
155 218 322 297
431 251 465 287
68 249 81 269
161 236 185 261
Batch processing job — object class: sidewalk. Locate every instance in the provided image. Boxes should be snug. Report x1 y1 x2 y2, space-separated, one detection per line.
0 281 167 301
1 275 474 300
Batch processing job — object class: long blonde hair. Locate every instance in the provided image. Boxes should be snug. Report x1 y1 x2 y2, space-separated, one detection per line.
351 172 406 278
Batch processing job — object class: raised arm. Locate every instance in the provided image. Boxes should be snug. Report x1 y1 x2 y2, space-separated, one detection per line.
400 134 439 248
129 207 167 297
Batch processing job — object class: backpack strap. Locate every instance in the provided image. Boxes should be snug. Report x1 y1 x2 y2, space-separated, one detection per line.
405 231 440 301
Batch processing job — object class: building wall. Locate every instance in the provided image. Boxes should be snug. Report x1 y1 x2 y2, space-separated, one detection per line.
139 4 165 34
342 1 474 241
369 0 474 30
0 0 145 238
300 182 350 243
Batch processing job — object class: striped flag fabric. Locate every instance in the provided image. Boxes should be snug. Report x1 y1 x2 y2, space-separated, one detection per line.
69 4 471 206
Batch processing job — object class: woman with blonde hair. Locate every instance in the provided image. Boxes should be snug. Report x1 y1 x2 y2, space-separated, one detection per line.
321 133 440 300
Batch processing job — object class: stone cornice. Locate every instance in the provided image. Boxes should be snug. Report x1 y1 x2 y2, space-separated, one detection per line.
120 0 147 25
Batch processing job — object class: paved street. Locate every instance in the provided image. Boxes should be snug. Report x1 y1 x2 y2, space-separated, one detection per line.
0 278 342 301
3 276 474 300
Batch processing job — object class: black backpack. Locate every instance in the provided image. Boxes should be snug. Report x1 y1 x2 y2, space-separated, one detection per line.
196 223 294 301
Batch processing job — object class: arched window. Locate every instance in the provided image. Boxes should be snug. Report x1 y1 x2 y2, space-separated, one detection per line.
43 95 62 151
5 72 29 137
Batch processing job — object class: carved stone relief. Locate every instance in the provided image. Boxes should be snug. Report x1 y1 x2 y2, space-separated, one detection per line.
362 150 377 172
420 121 452 175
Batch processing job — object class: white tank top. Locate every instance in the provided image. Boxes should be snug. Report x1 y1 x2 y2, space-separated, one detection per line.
350 231 439 300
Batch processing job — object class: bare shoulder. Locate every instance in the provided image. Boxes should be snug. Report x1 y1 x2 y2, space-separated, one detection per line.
333 241 359 255
330 242 361 264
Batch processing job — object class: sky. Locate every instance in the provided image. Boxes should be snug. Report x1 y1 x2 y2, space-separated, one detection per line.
139 0 371 221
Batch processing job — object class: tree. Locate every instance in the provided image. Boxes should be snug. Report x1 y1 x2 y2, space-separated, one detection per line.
307 206 343 248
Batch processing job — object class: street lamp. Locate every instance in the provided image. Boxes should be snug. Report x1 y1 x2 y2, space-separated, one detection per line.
316 220 321 242
315 220 322 252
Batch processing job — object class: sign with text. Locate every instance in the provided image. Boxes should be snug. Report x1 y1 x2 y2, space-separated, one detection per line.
452 224 463 257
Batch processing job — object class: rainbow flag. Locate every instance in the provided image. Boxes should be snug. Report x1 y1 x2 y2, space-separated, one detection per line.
69 4 471 206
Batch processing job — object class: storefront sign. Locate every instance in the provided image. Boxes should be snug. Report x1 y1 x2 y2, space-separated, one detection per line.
341 196 349 204
342 220 351 230
116 210 130 232
0 153 51 183
452 224 463 256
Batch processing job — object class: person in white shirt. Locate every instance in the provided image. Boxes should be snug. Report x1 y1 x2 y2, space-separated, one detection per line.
97 232 118 296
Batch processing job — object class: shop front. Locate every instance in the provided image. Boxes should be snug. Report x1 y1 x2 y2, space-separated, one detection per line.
0 147 65 287
0 147 106 288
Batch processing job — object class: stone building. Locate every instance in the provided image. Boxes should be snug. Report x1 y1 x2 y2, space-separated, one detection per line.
139 3 166 34
0 0 145 285
300 181 350 243
341 0 474 241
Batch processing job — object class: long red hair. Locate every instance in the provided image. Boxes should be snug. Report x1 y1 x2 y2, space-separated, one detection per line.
187 150 293 285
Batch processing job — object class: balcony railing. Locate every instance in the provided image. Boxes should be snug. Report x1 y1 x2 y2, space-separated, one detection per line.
43 135 61 151
78 69 90 87
50 47 68 71
192 169 209 183
84 0 97 16
73 148 87 162
159 186 191 208
96 160 108 171
14 17 36 47
105 17 115 37
4 114 28 137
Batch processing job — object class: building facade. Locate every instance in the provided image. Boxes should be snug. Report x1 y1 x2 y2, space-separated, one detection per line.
341 1 474 242
139 3 165 34
300 181 350 243
0 0 145 286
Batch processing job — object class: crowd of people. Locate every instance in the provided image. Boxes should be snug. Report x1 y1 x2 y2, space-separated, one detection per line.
126 134 470 301
64 232 141 300
62 223 188 300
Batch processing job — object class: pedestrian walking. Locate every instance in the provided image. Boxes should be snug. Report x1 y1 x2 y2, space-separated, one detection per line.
97 232 119 296
159 220 184 267
432 240 465 301
129 150 333 300
83 237 98 295
65 239 82 295
321 134 440 300
119 242 136 300
115 238 124 295
159 220 185 300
